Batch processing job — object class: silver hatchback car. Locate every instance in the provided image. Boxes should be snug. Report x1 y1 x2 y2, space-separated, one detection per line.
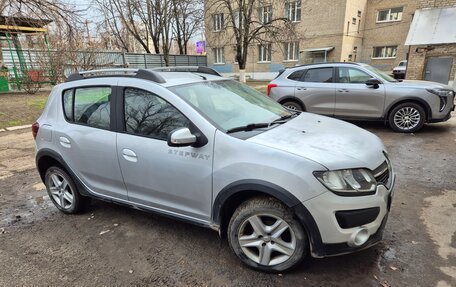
268 62 455 133
34 67 395 272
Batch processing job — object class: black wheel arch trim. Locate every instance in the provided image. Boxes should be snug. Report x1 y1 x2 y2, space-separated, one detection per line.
212 179 326 256
385 97 432 121
36 148 91 197
278 97 306 111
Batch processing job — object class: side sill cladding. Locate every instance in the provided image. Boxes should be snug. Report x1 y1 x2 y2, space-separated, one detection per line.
212 180 327 257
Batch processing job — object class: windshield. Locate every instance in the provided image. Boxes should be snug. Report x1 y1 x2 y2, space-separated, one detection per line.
169 80 292 131
363 65 398 82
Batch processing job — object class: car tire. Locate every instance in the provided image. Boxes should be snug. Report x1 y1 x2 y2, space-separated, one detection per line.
282 101 303 111
44 166 90 214
388 102 425 133
227 197 307 272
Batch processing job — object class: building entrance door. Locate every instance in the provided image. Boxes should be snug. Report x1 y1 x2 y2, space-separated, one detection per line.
424 57 453 84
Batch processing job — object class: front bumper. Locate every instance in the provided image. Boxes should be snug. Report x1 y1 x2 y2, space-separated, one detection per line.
296 173 395 258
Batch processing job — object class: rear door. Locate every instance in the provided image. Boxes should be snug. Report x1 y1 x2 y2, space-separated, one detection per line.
294 67 335 115
334 67 385 118
56 81 127 200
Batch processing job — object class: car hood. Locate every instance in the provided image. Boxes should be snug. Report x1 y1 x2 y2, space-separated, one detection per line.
247 113 386 171
394 80 453 90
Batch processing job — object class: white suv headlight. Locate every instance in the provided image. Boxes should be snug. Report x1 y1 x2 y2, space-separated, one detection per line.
313 169 377 196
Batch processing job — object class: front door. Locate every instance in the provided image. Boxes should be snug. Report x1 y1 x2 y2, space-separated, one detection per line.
334 67 385 118
425 57 453 84
294 67 335 115
116 86 214 222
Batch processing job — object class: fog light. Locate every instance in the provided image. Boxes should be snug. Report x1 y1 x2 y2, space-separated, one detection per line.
348 228 369 247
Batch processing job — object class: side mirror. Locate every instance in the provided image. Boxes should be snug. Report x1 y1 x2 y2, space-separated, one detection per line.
168 128 197 147
365 78 381 89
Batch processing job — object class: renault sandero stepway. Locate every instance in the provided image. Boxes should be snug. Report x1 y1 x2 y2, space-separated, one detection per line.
34 67 395 272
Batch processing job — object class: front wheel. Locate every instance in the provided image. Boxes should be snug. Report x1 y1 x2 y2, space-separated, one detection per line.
388 103 425 133
227 197 307 272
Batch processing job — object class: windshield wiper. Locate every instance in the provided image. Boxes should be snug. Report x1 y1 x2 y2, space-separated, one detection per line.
226 123 270 134
226 114 297 134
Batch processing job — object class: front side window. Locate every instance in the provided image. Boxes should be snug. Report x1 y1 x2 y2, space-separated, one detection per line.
338 67 372 84
302 68 333 83
213 13 224 31
213 47 225 64
373 46 397 58
168 80 290 132
258 5 272 24
258 44 272 62
284 42 299 61
124 88 189 140
377 7 403 22
63 87 111 129
285 1 301 22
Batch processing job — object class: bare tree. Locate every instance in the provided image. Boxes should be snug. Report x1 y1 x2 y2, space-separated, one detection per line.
205 0 297 82
171 0 203 55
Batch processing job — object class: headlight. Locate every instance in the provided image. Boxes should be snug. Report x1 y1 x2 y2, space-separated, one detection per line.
313 169 377 196
426 89 452 111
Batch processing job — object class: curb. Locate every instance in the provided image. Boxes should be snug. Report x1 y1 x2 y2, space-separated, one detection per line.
0 124 31 132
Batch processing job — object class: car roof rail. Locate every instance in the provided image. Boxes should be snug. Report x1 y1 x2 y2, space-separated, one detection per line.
151 66 222 77
65 68 166 84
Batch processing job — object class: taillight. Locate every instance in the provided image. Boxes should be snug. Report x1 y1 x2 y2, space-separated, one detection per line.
32 122 39 140
267 83 277 96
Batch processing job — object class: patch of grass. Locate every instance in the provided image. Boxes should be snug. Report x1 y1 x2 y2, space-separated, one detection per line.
27 98 47 110
1 120 24 128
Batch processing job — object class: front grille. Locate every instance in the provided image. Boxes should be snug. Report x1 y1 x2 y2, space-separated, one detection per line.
373 161 390 187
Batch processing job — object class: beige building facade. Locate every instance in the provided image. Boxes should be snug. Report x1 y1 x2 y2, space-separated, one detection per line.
405 0 456 87
205 0 419 79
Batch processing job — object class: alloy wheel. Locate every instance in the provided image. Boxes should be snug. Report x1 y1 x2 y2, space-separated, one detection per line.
48 173 74 209
393 107 421 130
238 214 296 266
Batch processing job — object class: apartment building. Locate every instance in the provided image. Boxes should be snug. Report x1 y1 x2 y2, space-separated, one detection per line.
205 0 419 79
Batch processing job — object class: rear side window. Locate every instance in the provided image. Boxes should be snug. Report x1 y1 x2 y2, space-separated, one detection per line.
63 89 73 121
302 68 333 83
124 88 190 140
62 87 111 130
287 70 304 81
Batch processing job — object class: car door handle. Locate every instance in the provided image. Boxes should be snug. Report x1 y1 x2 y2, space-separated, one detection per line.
337 89 349 93
122 149 138 163
59 136 71 148
297 87 307 91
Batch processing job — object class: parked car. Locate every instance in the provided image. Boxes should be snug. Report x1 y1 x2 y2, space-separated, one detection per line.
392 60 407 79
268 62 455 133
34 67 395 272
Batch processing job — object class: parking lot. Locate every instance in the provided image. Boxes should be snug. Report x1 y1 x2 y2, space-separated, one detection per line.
0 110 455 286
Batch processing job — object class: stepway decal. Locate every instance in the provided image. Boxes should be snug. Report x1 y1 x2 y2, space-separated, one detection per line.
168 149 211 160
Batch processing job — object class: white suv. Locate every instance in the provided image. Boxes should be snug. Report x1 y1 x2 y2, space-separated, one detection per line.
34 67 395 272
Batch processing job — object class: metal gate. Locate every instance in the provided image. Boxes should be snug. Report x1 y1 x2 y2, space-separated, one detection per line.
424 57 453 84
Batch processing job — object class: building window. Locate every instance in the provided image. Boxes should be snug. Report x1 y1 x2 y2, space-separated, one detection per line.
258 44 272 62
352 17 357 24
377 7 403 22
213 47 225 64
284 42 299 61
213 13 224 31
258 5 272 24
373 46 398 58
234 11 244 28
357 10 362 17
285 1 301 22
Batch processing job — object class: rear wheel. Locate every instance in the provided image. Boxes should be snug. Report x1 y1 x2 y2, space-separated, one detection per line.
228 197 307 272
281 100 303 111
388 102 425 133
45 166 89 214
